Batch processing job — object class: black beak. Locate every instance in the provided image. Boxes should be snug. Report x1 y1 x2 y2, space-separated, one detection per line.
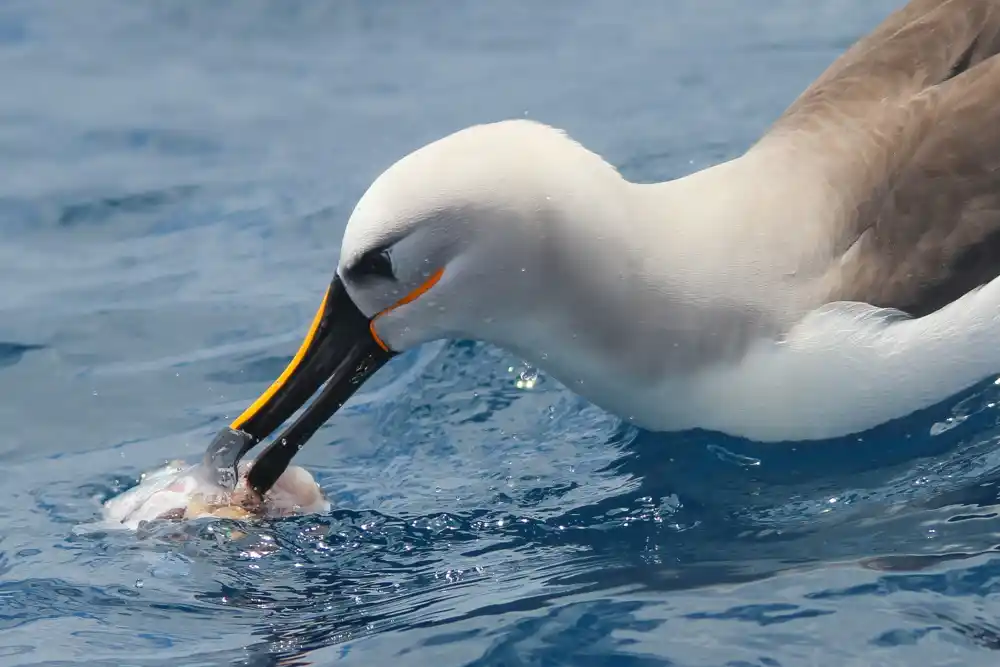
202 275 394 496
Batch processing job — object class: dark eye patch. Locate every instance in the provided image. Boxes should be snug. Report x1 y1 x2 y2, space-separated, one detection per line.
346 246 395 281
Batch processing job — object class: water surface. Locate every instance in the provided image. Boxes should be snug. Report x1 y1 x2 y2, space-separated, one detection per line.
4 1 1000 665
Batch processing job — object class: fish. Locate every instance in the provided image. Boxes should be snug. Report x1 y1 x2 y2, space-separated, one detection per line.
100 459 330 530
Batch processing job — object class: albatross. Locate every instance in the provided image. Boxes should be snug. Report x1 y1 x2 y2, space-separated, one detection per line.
204 0 1000 496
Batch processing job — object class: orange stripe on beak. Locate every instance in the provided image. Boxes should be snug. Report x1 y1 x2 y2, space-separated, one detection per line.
369 267 444 352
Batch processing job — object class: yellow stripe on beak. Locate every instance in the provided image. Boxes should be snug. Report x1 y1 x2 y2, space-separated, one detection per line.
229 287 331 431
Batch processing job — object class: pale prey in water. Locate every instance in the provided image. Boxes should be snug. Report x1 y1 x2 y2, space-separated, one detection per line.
100 459 330 530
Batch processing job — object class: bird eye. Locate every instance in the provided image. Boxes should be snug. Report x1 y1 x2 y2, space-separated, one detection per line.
347 247 395 281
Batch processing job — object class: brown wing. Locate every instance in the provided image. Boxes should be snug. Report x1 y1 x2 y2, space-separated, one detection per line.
760 0 1000 317
835 55 1000 317
767 0 1000 139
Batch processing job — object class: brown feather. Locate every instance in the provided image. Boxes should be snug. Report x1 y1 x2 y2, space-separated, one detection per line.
762 0 1000 316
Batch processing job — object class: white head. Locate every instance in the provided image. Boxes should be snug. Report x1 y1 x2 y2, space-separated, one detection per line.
204 119 663 495
214 118 714 492
337 120 647 380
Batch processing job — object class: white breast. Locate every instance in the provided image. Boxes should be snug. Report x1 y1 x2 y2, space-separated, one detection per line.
638 275 1000 442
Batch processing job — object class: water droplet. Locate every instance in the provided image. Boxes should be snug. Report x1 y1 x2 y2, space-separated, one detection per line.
135 579 144 589
515 366 538 389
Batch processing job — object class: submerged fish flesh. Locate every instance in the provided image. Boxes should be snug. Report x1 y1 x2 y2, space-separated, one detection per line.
101 459 330 530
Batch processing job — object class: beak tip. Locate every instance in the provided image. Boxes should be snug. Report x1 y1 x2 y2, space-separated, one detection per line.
202 427 256 488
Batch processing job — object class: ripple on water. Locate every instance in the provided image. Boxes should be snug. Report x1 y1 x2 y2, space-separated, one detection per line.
13 382 1000 664
7 1 1000 663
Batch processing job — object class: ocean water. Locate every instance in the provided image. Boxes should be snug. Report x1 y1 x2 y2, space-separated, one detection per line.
3 0 1000 665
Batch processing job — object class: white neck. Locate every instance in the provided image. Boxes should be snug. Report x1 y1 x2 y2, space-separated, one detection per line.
475 148 816 416
487 143 1000 442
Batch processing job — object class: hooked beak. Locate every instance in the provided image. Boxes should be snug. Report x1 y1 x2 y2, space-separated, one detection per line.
202 274 394 497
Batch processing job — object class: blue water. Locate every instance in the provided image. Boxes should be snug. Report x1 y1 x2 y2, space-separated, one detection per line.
3 1 1000 665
